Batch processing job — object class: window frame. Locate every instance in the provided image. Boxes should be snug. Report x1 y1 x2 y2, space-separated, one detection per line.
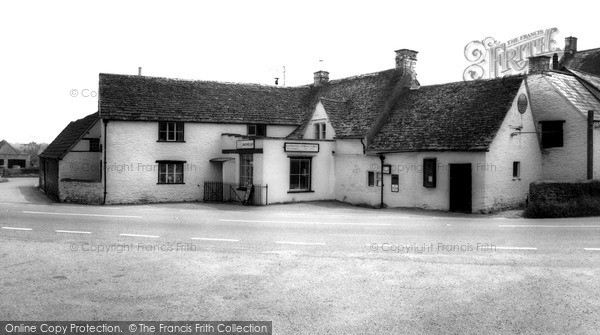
540 120 564 149
248 124 267 137
239 154 254 188
158 121 185 142
368 171 382 187
88 138 101 152
314 122 326 140
157 161 185 184
513 161 521 179
391 174 399 192
289 157 312 192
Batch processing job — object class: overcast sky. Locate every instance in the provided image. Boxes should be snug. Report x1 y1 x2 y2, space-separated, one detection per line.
1 0 599 144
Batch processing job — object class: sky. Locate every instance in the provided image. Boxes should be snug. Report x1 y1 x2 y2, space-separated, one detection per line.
1 0 599 144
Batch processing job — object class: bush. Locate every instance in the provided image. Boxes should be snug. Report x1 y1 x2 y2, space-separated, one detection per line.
524 196 600 218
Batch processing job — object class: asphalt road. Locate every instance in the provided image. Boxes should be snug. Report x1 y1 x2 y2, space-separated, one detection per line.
1 178 599 334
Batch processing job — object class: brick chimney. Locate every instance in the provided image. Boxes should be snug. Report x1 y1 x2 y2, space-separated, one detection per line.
528 55 551 75
395 49 419 89
552 53 559 70
564 36 578 55
314 70 329 86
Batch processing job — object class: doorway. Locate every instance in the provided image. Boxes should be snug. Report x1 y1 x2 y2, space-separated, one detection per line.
449 164 472 213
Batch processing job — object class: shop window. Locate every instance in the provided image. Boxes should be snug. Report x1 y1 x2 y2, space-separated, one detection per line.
423 158 436 188
157 161 184 184
240 154 253 187
89 138 101 152
391 174 399 192
248 124 266 137
314 123 326 139
289 157 311 191
158 121 184 142
540 121 564 148
368 171 382 187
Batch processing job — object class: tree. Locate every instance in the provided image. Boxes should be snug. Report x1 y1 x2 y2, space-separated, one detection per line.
19 142 48 167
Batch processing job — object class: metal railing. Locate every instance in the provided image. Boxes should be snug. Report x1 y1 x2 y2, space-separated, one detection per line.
203 181 268 205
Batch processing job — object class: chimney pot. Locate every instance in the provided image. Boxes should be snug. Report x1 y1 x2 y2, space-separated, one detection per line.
138 67 142 76
528 55 551 75
552 53 559 70
565 36 578 55
314 70 329 86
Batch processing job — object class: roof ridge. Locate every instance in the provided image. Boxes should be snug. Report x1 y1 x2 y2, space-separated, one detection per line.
99 73 304 90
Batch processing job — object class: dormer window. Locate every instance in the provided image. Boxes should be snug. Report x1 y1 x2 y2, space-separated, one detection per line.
314 123 326 140
248 124 266 137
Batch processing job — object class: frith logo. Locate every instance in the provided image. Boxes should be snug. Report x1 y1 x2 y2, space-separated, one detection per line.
463 28 560 81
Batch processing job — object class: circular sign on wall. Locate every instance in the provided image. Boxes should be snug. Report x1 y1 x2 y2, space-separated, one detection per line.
517 93 528 114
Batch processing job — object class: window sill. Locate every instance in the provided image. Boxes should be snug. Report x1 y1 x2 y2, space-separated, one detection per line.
512 178 521 181
157 183 185 185
287 190 314 193
157 140 186 143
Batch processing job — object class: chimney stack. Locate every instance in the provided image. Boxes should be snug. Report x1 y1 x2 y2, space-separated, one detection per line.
138 67 142 76
314 70 329 86
564 36 578 55
528 55 551 75
395 49 419 89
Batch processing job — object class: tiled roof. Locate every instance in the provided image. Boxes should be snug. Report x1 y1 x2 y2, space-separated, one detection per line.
542 71 600 120
99 74 313 126
0 140 21 155
40 112 99 159
368 76 524 152
289 69 403 138
561 48 600 76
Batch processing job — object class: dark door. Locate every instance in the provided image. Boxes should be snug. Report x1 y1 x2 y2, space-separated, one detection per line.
449 164 472 213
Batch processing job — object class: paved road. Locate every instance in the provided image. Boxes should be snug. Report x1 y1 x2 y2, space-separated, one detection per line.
1 178 599 334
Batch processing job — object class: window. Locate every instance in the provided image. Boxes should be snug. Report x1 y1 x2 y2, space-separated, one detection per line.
89 138 100 152
368 171 382 187
248 124 266 137
239 154 253 187
0 159 4 166
157 161 184 184
540 121 564 148
289 157 311 191
158 122 184 142
423 158 437 188
314 123 326 139
391 174 399 192
513 161 521 178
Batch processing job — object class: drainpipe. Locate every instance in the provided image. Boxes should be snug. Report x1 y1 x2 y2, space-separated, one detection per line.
379 154 385 209
588 110 594 180
103 119 108 205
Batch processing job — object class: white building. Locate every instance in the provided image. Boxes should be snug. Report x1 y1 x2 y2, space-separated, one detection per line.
40 39 600 212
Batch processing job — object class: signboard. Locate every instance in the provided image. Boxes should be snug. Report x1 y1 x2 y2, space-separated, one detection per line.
284 142 319 153
382 164 391 174
236 140 255 150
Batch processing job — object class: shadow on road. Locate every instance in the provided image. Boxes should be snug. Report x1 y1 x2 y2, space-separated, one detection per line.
18 185 53 205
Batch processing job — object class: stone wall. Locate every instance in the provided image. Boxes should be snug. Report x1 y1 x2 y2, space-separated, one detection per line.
59 179 103 204
529 180 600 204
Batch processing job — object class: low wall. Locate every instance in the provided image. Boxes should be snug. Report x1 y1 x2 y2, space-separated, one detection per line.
526 180 600 218
529 180 600 203
59 179 103 204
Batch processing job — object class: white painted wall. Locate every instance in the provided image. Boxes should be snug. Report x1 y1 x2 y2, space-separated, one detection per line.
528 75 600 180
302 101 336 139
484 82 542 211
266 125 297 138
260 139 336 203
104 121 246 204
